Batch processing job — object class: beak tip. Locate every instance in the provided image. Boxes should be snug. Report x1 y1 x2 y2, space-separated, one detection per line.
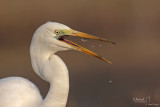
103 59 112 64
108 61 112 64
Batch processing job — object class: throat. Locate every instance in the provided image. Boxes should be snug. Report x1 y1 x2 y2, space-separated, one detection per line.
30 42 69 107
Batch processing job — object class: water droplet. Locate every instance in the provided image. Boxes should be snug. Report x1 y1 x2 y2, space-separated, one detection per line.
109 80 112 83
99 44 102 47
91 45 95 48
81 38 88 42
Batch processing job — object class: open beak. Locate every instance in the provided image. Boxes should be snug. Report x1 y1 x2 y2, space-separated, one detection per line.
56 29 115 64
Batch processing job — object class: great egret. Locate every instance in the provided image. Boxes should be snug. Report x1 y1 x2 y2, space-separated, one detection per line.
0 22 114 107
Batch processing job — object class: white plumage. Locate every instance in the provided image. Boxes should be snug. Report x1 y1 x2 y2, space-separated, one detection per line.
0 77 42 107
0 22 114 107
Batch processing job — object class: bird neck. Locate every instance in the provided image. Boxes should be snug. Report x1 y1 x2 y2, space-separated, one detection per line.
42 55 69 107
30 45 69 107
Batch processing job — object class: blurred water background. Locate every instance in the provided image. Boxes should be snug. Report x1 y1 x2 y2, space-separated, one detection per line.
0 0 160 107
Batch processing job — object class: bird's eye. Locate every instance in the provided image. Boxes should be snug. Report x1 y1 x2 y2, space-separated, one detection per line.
54 30 60 35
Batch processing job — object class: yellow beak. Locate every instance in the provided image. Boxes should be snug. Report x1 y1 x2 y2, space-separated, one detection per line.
56 29 115 64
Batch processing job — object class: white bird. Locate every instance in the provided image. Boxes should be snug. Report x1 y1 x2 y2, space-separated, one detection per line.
0 22 114 107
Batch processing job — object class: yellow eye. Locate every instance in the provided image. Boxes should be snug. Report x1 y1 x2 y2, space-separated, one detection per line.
54 30 60 35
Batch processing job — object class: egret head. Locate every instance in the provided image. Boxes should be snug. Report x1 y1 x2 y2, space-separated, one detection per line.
31 22 115 63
